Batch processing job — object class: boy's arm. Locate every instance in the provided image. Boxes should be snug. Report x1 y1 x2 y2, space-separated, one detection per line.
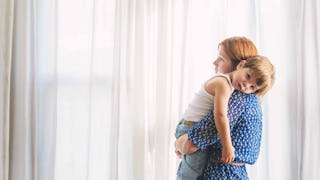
186 91 247 151
207 78 234 163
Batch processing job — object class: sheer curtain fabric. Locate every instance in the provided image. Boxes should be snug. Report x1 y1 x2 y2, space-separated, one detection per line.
1 0 319 180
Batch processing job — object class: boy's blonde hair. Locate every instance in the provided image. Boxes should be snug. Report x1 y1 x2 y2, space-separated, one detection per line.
243 56 275 96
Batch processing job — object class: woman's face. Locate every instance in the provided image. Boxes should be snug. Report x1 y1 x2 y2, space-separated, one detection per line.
213 46 234 73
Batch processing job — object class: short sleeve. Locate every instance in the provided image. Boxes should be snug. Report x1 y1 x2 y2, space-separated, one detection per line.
187 111 219 150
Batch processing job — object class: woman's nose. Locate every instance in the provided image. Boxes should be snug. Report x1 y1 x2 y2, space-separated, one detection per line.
213 60 217 65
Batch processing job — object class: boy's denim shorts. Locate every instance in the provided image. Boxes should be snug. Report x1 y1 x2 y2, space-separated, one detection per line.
175 119 193 138
175 119 208 180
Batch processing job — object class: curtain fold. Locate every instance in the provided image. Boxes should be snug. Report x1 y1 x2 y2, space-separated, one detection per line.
0 0 14 180
9 0 38 179
3 0 58 179
296 0 320 179
111 0 191 179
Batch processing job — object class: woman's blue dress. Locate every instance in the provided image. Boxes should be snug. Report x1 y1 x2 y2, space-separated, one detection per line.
188 91 263 180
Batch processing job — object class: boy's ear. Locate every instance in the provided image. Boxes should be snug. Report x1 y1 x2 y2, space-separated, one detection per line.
236 60 246 69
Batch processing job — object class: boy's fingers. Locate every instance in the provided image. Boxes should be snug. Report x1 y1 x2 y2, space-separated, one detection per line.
226 158 231 163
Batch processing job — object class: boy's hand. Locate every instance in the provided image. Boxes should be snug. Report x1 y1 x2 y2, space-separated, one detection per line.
221 145 235 163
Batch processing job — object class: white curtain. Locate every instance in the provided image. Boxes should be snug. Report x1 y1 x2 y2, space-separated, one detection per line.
0 0 14 180
1 0 319 180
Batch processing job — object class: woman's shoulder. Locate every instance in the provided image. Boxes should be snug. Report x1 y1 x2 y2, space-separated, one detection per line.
230 91 260 103
228 91 262 117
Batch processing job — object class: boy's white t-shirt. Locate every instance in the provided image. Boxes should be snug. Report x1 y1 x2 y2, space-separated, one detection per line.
182 73 234 122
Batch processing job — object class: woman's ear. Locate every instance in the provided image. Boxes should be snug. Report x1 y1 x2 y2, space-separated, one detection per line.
236 60 246 69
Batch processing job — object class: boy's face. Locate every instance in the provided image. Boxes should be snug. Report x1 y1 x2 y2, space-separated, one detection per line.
213 46 234 73
231 67 261 94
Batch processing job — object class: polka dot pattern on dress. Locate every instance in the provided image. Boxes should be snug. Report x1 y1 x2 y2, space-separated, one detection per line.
188 91 263 179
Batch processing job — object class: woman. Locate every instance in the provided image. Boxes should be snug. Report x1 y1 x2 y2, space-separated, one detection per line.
175 36 264 179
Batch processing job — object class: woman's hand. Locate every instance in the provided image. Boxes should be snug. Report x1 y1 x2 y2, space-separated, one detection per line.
174 134 199 155
175 149 183 159
174 135 185 158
